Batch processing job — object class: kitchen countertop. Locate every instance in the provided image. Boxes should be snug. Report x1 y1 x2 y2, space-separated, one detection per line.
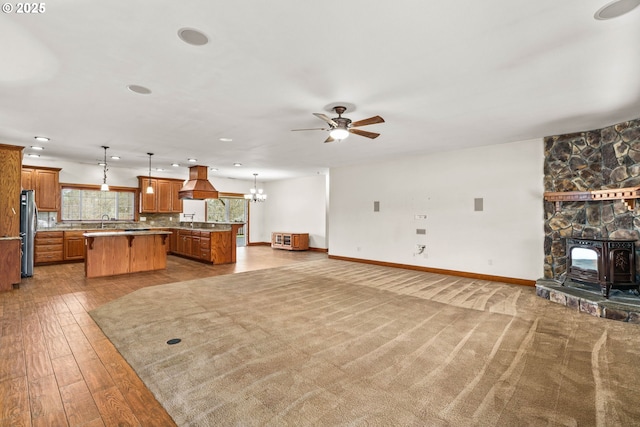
41 223 244 232
83 230 173 237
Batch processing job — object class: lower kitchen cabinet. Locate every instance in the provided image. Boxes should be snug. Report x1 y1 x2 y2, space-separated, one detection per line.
171 229 233 264
0 238 21 291
35 231 64 264
64 230 86 261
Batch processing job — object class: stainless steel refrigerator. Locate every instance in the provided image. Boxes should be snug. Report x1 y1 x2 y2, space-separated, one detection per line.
20 189 37 277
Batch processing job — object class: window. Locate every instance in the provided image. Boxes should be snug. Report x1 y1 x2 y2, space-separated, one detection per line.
61 186 135 221
206 196 247 223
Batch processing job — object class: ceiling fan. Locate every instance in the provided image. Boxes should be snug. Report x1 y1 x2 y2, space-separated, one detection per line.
292 106 384 143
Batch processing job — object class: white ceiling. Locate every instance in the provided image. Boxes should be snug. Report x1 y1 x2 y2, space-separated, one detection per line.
1 0 639 181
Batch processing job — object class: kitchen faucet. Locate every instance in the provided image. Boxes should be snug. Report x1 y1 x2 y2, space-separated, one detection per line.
101 214 109 229
183 213 195 229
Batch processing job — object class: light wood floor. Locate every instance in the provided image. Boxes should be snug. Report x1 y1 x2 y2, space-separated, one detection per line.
0 246 327 427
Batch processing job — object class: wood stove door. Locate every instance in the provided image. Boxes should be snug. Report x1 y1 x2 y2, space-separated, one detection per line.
608 247 635 284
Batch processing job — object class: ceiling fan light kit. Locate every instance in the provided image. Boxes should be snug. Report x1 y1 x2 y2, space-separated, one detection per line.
329 127 350 140
293 105 385 143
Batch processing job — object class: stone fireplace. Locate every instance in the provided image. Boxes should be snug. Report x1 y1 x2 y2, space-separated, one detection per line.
538 118 640 321
544 118 640 281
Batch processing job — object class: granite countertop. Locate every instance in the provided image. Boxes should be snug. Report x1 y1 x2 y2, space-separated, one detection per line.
42 223 244 232
0 236 22 241
83 230 173 237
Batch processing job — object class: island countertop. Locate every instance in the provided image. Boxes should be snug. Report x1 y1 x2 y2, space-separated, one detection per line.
83 230 172 237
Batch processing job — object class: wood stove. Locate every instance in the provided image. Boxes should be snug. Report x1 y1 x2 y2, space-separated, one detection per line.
565 238 638 298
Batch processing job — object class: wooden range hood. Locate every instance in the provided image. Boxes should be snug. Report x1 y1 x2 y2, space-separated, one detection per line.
178 165 219 200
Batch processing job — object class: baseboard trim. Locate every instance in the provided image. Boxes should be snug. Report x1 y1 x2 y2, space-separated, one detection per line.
327 255 535 287
247 242 328 253
309 247 328 253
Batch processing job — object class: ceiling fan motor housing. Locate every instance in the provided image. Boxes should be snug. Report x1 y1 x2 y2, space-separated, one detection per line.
333 117 352 129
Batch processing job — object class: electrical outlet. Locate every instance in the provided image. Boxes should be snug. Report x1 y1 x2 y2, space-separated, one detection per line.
414 214 427 220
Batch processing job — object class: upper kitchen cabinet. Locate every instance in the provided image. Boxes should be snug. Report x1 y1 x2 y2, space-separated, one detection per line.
22 165 61 211
138 176 184 213
0 144 23 237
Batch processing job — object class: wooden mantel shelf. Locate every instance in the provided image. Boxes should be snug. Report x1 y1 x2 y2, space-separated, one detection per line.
544 186 640 211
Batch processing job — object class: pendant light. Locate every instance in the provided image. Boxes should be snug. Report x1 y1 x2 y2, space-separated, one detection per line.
244 173 266 202
100 146 109 191
146 153 154 194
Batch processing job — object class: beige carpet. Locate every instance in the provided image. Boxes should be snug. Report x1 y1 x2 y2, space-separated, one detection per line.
89 259 640 426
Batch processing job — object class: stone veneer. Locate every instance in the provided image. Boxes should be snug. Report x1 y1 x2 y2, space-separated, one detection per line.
544 118 640 280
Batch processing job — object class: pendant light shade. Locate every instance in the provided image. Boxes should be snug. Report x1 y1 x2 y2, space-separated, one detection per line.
146 153 154 194
100 146 109 191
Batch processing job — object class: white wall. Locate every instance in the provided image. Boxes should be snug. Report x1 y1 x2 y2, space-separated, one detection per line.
261 174 329 248
328 139 545 281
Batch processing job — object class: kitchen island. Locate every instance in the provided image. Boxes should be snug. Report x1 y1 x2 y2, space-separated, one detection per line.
83 230 172 278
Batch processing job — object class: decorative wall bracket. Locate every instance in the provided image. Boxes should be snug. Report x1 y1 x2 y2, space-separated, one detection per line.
544 186 640 212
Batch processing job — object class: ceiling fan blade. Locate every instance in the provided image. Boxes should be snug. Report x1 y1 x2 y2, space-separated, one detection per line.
324 135 335 143
291 128 327 131
349 128 380 139
313 113 338 127
351 115 385 127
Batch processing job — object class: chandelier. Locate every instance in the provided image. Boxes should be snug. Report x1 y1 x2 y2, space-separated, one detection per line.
100 145 109 191
244 173 266 202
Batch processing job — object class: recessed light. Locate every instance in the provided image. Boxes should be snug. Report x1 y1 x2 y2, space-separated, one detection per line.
219 137 233 142
155 168 164 172
178 28 209 46
210 167 218 171
98 162 106 166
34 136 49 142
595 0 640 19
30 146 44 150
233 163 242 167
127 84 152 95
27 153 40 158
110 156 120 160
171 163 180 167
187 158 197 163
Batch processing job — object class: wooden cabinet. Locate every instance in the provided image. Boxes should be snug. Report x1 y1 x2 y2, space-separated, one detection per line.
22 166 61 211
199 233 211 260
0 144 23 238
138 177 184 213
84 231 170 278
0 238 21 291
35 231 64 264
176 229 192 256
64 231 86 261
271 232 309 251
169 229 177 253
191 231 201 257
171 229 236 263
210 231 232 264
170 180 184 212
174 229 209 261
140 178 157 212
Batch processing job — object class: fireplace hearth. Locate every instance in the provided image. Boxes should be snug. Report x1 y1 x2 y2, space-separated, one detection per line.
564 238 638 298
